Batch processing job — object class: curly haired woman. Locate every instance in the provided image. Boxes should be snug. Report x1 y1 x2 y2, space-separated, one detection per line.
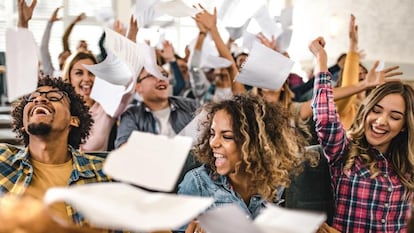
177 93 307 231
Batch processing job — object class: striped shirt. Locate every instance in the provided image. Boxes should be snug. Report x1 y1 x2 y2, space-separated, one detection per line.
311 72 412 233
0 144 111 226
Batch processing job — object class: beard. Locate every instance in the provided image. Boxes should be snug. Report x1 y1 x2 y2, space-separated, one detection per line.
27 122 52 135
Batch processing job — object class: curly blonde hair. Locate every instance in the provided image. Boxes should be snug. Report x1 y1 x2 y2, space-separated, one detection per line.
346 81 414 191
195 93 307 201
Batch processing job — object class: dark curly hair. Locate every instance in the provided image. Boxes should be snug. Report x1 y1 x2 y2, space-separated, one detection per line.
195 93 307 201
11 76 93 149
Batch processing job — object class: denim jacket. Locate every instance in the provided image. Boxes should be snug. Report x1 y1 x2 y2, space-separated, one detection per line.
177 164 266 219
115 96 199 148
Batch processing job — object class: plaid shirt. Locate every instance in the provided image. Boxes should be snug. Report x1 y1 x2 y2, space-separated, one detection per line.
0 144 112 226
311 72 412 233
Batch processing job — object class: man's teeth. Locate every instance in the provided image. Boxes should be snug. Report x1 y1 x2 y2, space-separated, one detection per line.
34 106 51 115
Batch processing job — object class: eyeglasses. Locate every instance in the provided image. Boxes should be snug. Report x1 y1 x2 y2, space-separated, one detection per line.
25 90 69 103
137 71 169 83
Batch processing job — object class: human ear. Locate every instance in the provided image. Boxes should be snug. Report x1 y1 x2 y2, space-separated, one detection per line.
70 116 80 127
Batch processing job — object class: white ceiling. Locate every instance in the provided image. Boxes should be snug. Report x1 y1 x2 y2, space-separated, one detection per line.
288 0 414 79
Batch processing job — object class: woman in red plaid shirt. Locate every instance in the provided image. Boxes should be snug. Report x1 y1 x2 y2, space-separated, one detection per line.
309 37 414 233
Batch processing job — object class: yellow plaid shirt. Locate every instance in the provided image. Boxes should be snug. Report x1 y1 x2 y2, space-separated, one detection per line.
0 143 112 226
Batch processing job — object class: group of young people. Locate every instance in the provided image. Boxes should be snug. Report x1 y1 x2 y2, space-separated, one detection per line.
1 0 414 233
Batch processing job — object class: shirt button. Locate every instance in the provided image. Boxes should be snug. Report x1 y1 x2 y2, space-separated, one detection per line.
384 203 389 208
384 174 388 178
388 187 392 192
381 219 386 224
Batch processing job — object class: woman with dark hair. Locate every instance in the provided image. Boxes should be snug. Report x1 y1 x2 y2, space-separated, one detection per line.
178 93 307 231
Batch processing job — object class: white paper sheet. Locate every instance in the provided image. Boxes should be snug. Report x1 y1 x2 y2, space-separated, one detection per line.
178 110 207 145
202 54 232 69
277 29 293 52
135 0 162 27
44 183 214 232
226 19 250 40
155 0 198 17
103 131 193 192
89 77 128 118
254 204 326 233
218 0 265 28
104 27 144 82
279 6 293 29
6 28 38 101
236 41 294 90
252 5 282 39
198 204 264 233
83 51 132 86
242 31 260 52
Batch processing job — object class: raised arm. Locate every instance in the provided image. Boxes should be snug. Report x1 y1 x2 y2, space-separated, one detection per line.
159 40 186 96
17 0 37 28
62 12 86 52
126 15 138 43
194 5 245 94
40 6 61 77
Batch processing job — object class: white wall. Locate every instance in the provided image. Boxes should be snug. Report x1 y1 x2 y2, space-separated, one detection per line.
288 0 414 79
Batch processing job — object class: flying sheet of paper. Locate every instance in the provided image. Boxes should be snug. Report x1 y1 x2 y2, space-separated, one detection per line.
44 183 214 232
94 8 114 25
104 27 144 81
226 19 250 40
155 0 198 17
277 29 293 52
142 42 169 81
202 54 232 69
103 131 193 192
83 51 132 86
198 204 264 233
242 31 259 52
252 5 282 39
5 28 38 101
135 0 162 27
279 6 293 29
218 0 265 28
89 78 128 118
254 204 326 233
178 110 207 145
236 41 294 90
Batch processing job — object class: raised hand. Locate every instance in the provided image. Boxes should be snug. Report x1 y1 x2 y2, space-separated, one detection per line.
309 37 328 73
75 12 86 23
112 20 126 36
257 33 278 51
160 40 175 62
49 6 62 22
363 61 402 88
349 14 358 51
17 0 37 28
127 15 138 42
193 4 217 31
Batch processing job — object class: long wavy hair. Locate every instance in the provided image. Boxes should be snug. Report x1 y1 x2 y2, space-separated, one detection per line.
346 81 414 191
11 76 93 149
195 93 307 201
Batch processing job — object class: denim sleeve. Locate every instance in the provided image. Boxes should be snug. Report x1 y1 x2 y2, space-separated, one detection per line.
177 169 203 196
115 109 138 148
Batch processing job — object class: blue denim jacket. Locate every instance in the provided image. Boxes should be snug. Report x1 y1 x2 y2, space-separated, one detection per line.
177 164 266 219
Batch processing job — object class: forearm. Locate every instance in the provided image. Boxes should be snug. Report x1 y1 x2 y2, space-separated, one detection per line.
40 21 55 76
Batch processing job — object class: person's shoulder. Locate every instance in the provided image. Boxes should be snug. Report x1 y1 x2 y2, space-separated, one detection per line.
169 96 200 110
0 144 24 158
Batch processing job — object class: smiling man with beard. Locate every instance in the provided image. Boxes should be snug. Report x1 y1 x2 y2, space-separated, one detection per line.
0 77 112 229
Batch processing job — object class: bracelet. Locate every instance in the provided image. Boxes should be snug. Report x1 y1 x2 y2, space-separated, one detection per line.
199 31 207 36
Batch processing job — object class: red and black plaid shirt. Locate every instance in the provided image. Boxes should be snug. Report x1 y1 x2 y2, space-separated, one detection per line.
311 72 412 232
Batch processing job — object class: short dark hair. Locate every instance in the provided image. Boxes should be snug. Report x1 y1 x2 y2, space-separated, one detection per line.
11 76 93 148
